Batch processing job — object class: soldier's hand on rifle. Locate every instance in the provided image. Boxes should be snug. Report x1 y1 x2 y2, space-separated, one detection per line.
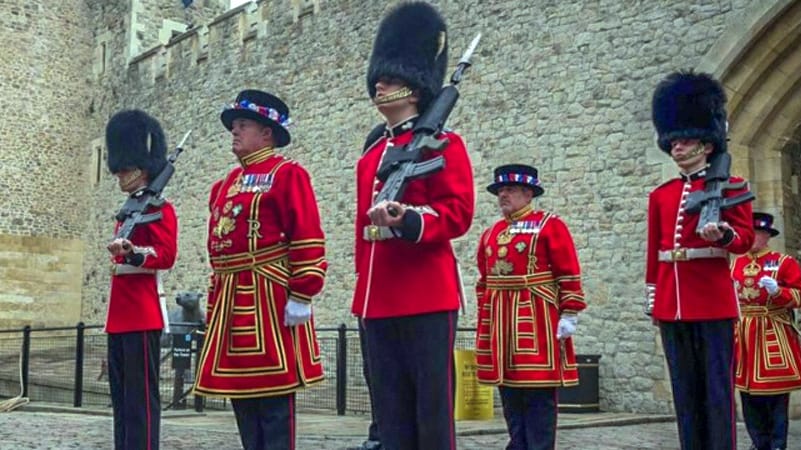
698 221 731 243
107 238 133 257
367 200 406 227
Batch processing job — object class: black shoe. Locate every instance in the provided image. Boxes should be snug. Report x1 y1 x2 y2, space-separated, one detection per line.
346 440 381 450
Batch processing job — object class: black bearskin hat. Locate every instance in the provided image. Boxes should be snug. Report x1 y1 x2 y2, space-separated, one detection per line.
652 70 728 154
366 1 448 112
105 110 167 176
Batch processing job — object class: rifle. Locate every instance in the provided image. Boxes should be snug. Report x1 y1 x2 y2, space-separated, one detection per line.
373 33 482 215
113 130 192 243
683 151 754 233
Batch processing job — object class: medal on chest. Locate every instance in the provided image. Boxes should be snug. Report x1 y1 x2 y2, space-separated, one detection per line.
242 173 275 193
490 224 535 276
491 227 513 275
509 220 540 235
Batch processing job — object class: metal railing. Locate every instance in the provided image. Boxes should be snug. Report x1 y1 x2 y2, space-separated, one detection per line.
0 323 480 415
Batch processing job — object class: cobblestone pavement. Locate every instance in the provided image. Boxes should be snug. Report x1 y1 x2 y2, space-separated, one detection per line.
0 406 799 449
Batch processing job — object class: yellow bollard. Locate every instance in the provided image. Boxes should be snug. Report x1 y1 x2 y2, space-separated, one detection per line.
453 349 494 420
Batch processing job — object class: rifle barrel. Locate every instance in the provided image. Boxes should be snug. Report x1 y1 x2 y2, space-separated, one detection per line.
451 33 481 85
169 130 192 163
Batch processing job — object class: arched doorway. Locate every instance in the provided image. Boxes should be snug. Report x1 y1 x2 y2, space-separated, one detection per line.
698 0 801 255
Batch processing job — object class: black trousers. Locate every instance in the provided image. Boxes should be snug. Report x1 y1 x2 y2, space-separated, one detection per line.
660 320 736 450
741 392 790 450
108 330 161 450
499 386 558 450
231 394 295 450
364 311 457 450
358 318 380 442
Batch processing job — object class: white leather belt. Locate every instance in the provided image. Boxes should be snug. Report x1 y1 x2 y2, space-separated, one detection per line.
362 225 396 241
113 264 157 275
658 247 728 262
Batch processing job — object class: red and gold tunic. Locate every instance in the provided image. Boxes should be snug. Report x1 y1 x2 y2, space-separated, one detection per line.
646 174 754 321
474 206 586 387
732 249 801 394
194 148 327 399
351 125 474 318
106 200 178 334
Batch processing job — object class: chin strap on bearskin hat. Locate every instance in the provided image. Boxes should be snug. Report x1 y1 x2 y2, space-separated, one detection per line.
652 70 728 155
366 2 449 112
106 110 167 176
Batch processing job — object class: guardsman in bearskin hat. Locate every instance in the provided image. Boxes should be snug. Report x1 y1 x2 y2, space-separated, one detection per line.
731 212 801 450
646 71 754 450
350 2 475 449
193 89 326 450
105 110 178 450
475 164 586 450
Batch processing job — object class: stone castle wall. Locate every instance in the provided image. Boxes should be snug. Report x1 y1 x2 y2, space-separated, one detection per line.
4 0 790 414
0 0 97 326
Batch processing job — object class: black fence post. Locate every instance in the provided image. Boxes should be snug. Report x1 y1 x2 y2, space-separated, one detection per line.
74 322 85 407
21 325 31 398
193 332 204 413
336 323 347 416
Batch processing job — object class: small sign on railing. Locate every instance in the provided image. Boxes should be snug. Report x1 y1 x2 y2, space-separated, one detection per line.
172 334 193 370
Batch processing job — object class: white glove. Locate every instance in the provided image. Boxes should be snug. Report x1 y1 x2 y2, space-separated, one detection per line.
284 297 312 326
644 285 656 316
758 276 780 296
556 315 578 340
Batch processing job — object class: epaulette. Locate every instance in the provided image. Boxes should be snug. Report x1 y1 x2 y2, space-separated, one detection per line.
363 123 385 154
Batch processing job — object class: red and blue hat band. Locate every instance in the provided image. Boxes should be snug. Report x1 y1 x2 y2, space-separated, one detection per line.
495 173 539 187
224 100 293 130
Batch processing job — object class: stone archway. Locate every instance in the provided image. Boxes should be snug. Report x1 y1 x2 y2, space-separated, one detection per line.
698 0 801 255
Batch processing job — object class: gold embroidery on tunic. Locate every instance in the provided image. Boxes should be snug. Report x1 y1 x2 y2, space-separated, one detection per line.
740 286 761 301
485 246 492 257
226 174 243 198
211 239 232 252
743 260 761 277
528 254 538 272
515 241 527 253
491 259 514 275
213 216 236 238
497 229 512 245
498 246 508 258
247 219 263 239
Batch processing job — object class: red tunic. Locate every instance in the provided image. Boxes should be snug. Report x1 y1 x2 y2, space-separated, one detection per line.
646 175 754 321
474 206 586 387
351 127 474 318
106 200 178 334
194 148 327 399
732 249 801 394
